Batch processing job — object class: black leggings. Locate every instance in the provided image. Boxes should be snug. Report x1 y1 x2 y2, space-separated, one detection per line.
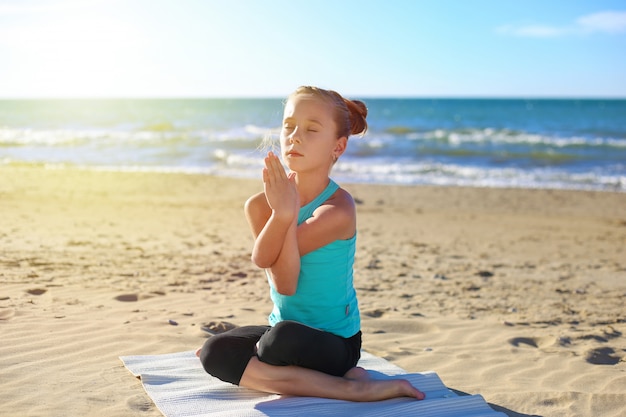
198 320 362 385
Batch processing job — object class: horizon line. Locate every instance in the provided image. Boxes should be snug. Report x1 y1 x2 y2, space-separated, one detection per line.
1 94 625 100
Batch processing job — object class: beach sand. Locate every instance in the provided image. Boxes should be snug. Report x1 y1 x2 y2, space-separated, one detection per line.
1 165 625 417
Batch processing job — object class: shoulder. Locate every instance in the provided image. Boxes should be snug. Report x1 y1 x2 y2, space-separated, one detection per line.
325 187 355 216
306 186 356 237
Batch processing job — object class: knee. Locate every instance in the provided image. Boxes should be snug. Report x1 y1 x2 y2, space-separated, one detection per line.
198 335 232 376
257 321 308 364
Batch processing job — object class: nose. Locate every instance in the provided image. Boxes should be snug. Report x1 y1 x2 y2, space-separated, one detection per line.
288 126 302 144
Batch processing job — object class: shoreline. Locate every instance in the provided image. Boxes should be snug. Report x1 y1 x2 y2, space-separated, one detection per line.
3 162 625 194
1 165 625 416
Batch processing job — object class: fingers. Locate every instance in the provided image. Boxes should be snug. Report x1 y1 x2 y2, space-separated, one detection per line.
288 172 300 208
264 152 287 185
262 167 269 184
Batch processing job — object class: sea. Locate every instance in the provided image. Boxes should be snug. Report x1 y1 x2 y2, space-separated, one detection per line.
1 98 625 192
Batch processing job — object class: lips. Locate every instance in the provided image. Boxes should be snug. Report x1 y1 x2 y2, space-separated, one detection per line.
286 150 303 157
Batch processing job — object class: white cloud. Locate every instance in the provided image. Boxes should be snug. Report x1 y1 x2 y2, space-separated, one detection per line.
497 10 626 38
577 11 626 34
496 24 567 38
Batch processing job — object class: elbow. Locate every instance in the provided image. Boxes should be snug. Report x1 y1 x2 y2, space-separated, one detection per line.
268 270 299 296
250 252 273 269
274 283 297 296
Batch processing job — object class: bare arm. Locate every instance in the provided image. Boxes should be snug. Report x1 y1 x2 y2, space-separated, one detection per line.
245 153 301 295
296 188 356 256
244 153 357 295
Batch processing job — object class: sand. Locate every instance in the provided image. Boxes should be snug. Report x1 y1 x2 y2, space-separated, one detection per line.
1 165 625 417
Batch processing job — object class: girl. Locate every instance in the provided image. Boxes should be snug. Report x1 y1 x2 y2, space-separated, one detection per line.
197 86 425 401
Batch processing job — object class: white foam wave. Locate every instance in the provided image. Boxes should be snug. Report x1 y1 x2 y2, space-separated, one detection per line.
392 128 626 148
4 158 620 192
0 127 183 146
0 125 274 147
332 160 625 191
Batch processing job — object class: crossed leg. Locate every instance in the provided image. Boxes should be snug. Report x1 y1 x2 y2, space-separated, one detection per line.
239 357 425 401
196 322 425 402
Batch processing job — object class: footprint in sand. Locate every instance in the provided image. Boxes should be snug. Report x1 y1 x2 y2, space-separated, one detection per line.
114 292 165 302
363 308 386 318
0 308 16 320
201 321 237 334
509 336 560 349
585 347 622 365
509 337 539 348
126 394 154 412
26 288 47 296
115 294 140 302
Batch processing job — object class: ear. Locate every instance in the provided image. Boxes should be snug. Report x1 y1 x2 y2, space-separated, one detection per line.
334 136 348 158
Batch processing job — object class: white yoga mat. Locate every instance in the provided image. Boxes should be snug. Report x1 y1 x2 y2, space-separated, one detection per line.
120 350 506 417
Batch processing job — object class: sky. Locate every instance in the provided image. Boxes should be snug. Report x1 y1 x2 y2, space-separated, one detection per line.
1 0 625 98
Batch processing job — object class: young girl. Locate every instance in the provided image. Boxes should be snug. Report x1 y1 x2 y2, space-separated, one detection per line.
197 86 425 401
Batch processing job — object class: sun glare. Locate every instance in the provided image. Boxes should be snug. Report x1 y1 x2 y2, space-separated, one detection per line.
4 8 144 97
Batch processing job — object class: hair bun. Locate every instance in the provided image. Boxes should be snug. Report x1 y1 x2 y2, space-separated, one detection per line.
345 99 368 136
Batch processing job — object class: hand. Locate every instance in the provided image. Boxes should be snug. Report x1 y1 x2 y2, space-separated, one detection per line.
262 152 299 222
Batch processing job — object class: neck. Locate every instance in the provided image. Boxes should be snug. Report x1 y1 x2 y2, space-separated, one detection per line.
293 172 331 207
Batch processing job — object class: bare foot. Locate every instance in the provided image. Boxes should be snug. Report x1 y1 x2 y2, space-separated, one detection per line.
367 378 425 401
240 357 425 402
391 379 425 400
345 367 425 401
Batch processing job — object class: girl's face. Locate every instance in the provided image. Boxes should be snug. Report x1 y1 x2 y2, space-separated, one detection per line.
280 95 345 174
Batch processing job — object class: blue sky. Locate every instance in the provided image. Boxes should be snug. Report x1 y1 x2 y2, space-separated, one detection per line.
1 0 625 98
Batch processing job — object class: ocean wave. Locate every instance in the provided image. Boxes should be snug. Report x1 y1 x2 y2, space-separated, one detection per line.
374 127 626 148
0 125 273 147
1 98 624 192
2 125 624 152
332 160 625 191
2 157 622 192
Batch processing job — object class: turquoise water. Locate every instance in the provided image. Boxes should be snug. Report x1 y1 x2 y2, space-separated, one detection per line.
1 98 624 191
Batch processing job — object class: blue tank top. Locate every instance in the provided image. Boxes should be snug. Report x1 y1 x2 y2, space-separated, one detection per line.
267 179 360 338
